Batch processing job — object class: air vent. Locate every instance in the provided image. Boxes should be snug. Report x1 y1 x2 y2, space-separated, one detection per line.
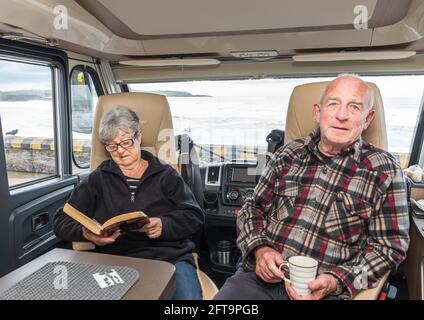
230 50 278 61
206 166 221 186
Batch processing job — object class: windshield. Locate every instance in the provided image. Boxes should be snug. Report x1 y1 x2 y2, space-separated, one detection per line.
130 75 423 167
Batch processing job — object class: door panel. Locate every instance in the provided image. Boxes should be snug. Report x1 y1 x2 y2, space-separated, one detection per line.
0 117 78 276
0 39 76 277
9 182 77 269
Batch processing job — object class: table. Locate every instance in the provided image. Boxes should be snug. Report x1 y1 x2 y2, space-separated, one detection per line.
404 184 424 300
0 248 176 300
404 216 424 300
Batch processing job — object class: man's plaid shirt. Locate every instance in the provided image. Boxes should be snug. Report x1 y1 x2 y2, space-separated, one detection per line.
237 129 410 299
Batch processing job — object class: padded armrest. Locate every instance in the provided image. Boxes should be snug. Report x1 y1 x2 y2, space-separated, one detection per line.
72 241 95 251
411 185 424 200
192 252 219 300
352 272 390 300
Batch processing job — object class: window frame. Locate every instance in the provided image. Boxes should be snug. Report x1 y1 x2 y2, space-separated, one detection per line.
69 64 104 169
409 95 424 166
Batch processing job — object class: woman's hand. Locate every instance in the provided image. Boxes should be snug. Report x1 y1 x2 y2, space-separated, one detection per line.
82 227 120 246
139 217 162 238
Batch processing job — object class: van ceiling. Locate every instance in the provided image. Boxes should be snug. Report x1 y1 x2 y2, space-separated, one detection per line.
80 0 387 37
1 0 423 62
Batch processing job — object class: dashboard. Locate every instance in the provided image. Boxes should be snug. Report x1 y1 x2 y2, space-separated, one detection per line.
203 162 260 216
201 161 262 275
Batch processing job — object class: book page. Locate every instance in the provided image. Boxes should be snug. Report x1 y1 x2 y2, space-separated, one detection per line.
102 211 149 231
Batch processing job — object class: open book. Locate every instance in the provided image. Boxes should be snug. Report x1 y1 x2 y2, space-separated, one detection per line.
63 203 150 236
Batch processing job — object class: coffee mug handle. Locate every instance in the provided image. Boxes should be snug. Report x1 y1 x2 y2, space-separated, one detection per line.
278 261 291 283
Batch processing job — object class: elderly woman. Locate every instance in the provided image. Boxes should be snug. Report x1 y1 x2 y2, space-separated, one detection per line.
54 106 204 300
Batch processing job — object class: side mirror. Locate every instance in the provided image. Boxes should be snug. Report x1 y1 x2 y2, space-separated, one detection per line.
266 129 285 156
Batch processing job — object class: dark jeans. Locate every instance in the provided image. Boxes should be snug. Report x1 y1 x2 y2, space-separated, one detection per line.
171 261 203 300
214 269 340 300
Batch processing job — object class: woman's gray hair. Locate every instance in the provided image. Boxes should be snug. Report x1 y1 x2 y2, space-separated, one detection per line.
98 106 141 142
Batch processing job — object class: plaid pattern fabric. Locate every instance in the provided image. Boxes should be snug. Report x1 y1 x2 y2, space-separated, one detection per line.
237 128 410 299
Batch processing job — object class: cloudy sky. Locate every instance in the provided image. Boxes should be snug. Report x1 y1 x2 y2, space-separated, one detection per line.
131 75 424 99
0 60 51 91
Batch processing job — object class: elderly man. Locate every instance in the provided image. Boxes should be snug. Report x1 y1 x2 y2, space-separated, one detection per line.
214 74 410 300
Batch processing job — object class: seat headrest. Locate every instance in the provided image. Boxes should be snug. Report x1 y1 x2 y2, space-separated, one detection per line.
284 81 388 150
90 92 178 171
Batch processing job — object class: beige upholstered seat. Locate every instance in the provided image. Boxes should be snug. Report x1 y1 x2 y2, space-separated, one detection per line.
74 92 218 300
90 92 178 172
353 272 390 300
193 253 219 300
285 80 389 300
285 81 388 149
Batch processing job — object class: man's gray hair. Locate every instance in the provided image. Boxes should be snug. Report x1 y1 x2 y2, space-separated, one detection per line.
320 73 374 110
98 106 141 143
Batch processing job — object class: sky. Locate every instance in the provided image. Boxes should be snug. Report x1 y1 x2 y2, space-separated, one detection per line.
131 75 424 99
0 60 52 91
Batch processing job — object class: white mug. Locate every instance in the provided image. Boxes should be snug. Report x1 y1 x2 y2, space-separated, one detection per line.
279 255 318 296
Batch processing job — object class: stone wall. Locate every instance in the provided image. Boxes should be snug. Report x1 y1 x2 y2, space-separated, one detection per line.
3 135 267 173
3 136 90 173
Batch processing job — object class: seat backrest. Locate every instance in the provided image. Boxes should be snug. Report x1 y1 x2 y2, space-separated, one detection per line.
90 92 205 243
284 81 388 149
90 92 178 172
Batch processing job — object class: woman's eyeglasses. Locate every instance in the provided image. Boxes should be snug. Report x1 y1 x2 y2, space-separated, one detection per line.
104 133 138 152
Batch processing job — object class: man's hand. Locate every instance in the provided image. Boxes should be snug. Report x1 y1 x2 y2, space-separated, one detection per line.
285 273 338 300
82 227 120 246
139 217 162 238
254 246 286 283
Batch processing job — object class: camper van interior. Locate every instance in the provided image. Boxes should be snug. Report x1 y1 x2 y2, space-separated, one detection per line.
0 0 424 301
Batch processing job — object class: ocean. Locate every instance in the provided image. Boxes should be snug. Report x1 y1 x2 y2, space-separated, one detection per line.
0 96 421 155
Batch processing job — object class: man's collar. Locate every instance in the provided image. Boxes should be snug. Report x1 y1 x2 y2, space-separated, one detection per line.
304 128 362 163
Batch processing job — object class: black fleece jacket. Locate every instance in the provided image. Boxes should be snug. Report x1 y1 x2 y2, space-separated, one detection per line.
54 150 204 266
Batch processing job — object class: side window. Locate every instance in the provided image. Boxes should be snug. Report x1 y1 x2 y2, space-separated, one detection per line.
70 66 99 169
0 59 56 187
